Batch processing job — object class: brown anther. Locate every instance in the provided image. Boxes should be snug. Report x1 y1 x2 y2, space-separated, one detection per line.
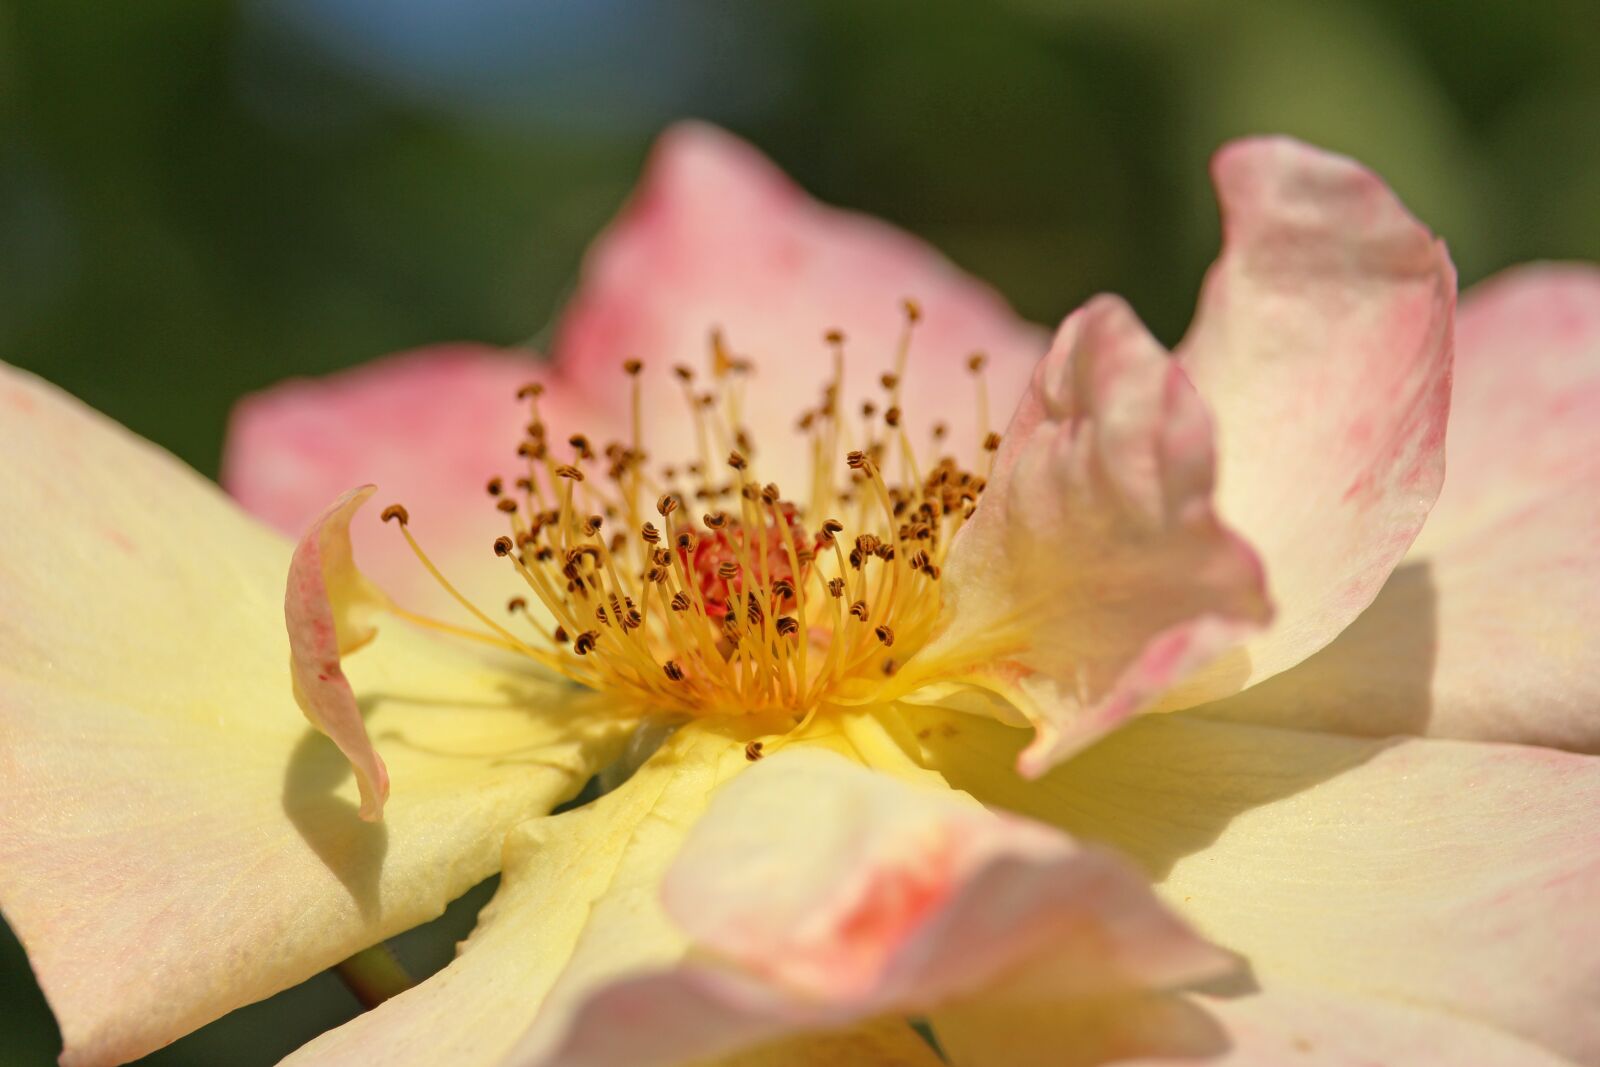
573 630 600 656
846 450 867 470
902 297 922 323
671 591 692 612
880 373 899 390
515 476 534 492
676 531 697 551
861 401 878 418
646 566 667 583
493 536 514 557
622 358 643 376
381 503 409 525
507 596 527 612
850 599 869 620
882 658 898 676
967 353 987 373
932 422 948 440
716 561 740 581
651 547 672 566
983 432 1002 452
609 532 627 555
516 382 545 399
848 549 864 569
657 492 680 517
553 625 569 644
583 514 604 536
740 484 759 502
745 592 764 625
486 476 503 496
672 364 694 382
568 434 593 458
771 577 795 599
824 328 845 346
775 616 799 637
555 465 585 481
496 498 518 513
875 624 895 647
704 511 729 530
924 563 942 580
797 411 816 431
534 545 554 562
820 518 844 542
663 660 685 681
884 406 902 428
761 483 780 504
744 740 765 762
827 577 846 598
640 521 660 544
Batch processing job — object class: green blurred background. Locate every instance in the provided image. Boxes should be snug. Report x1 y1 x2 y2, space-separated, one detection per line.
2 0 1597 1062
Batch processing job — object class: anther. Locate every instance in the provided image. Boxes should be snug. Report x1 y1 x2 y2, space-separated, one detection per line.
902 297 922 323
775 616 799 637
496 498 518 513
516 382 544 399
827 577 846 598
573 630 600 655
568 434 594 459
850 600 869 620
846 450 867 470
640 522 661 544
663 660 685 681
583 514 604 536
381 503 409 525
820 518 844 543
555 465 585 481
761 483 780 504
486 476 503 497
507 596 527 613
880 373 899 391
657 493 680 517
983 432 1002 452
704 511 729 530
875 624 895 647
493 536 514 557
623 359 643 376
744 740 765 762
716 561 740 581
967 353 987 373
553 625 569 643
673 364 694 382
671 591 692 612
824 328 845 345
884 406 902 428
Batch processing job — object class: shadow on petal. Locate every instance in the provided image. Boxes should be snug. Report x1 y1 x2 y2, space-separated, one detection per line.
1191 561 1440 738
283 727 389 919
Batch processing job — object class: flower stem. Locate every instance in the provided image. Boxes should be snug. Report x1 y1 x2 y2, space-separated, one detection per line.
334 942 414 1009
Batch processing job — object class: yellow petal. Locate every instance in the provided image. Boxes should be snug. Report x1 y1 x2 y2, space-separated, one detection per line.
278 719 757 1067
0 364 630 1066
912 707 1600 1062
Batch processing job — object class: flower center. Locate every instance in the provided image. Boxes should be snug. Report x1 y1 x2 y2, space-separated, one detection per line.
381 301 1000 724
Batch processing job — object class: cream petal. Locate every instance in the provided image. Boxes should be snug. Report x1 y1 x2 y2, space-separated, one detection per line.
1164 137 1456 706
933 983 1574 1066
1198 264 1600 751
911 707 1600 1063
523 743 1228 1067
551 121 1047 492
224 345 619 619
904 296 1270 774
0 364 628 1066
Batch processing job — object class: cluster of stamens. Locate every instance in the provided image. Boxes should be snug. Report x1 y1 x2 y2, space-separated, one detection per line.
381 301 1000 729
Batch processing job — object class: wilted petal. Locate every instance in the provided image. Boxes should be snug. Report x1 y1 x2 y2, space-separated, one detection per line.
904 296 1270 774
523 746 1228 1067
1165 137 1455 706
225 345 617 617
913 707 1600 1062
0 364 628 1066
1199 264 1600 751
552 121 1047 490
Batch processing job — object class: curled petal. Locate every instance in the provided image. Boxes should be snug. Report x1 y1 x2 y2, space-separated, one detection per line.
286 485 389 821
552 121 1047 490
1166 136 1456 706
1200 264 1600 751
905 296 1271 773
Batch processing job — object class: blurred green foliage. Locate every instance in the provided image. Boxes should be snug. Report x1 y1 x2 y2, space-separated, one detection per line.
1 0 1596 1062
